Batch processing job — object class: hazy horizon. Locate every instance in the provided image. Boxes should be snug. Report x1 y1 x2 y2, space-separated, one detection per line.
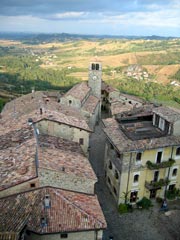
0 0 180 37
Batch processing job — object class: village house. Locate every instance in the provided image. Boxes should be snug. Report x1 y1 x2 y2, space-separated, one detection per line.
1 91 91 155
103 105 180 205
0 128 98 198
101 81 144 117
0 186 106 240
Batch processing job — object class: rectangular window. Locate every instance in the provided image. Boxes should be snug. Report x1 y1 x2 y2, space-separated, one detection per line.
176 147 180 156
130 191 138 202
169 184 176 191
159 118 165 131
79 138 84 145
30 183 36 188
153 171 159 182
156 151 162 163
136 152 142 161
155 114 159 127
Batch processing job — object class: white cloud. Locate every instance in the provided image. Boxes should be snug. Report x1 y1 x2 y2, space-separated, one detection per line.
53 12 87 19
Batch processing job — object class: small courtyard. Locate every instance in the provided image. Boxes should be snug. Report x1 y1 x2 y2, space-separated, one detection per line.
89 123 180 240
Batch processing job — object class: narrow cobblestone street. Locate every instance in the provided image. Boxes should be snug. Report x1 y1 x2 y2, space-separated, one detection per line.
89 123 180 240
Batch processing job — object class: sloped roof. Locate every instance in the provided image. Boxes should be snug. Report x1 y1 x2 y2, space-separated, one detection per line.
63 82 91 103
38 135 97 180
120 93 145 103
0 133 96 191
153 106 180 122
0 187 107 234
1 91 91 134
0 136 37 191
110 102 133 116
0 107 91 136
82 95 100 114
101 81 118 93
1 91 60 118
103 118 180 152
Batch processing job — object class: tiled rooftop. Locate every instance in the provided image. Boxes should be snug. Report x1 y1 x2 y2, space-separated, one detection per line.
0 127 34 150
0 136 37 191
101 81 118 93
1 91 60 118
0 106 91 136
82 95 100 114
63 82 91 103
110 102 133 116
38 135 97 180
0 187 107 234
153 106 180 122
1 90 91 134
120 93 145 103
103 118 180 152
0 134 96 191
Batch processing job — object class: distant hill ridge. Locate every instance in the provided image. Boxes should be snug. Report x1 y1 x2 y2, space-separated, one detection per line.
0 32 178 43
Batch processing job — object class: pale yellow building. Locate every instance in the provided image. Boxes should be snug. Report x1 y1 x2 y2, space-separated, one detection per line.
103 105 180 205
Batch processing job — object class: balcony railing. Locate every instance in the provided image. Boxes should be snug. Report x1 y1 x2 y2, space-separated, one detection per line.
146 159 175 170
145 178 169 190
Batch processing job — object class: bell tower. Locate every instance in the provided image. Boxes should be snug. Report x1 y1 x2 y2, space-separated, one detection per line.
88 60 102 99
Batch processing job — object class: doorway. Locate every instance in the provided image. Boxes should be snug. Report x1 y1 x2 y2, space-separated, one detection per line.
150 189 157 198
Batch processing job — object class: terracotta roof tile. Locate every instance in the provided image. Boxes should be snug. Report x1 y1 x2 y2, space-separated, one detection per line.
1 91 91 133
63 82 91 103
0 133 96 191
0 136 37 191
0 187 107 234
0 107 91 135
101 81 117 93
82 95 99 114
110 102 133 116
38 135 97 180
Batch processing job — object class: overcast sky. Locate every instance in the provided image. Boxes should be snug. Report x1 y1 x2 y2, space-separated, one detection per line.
0 0 180 36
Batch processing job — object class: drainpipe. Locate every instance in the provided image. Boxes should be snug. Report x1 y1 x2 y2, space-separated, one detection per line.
28 118 39 175
125 152 133 204
164 146 174 198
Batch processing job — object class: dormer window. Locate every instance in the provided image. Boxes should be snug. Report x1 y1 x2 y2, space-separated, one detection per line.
159 117 165 131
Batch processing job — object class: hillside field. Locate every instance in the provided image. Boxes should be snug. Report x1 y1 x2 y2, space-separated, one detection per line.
0 37 180 110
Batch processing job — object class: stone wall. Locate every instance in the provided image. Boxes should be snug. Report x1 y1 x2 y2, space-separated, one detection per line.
39 168 96 194
60 95 81 109
36 120 90 155
26 230 103 240
0 178 39 198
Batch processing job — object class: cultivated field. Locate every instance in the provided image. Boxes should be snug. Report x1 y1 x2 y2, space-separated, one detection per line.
0 37 180 109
